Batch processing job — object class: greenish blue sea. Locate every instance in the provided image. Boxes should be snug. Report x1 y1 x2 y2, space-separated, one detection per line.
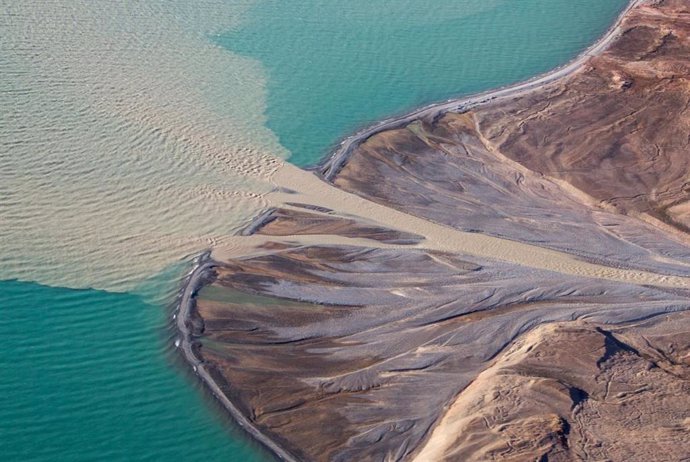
2 1 627 461
0 278 272 461
219 0 628 166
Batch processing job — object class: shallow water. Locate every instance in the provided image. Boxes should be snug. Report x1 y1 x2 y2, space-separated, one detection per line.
1 1 628 460
1 0 284 290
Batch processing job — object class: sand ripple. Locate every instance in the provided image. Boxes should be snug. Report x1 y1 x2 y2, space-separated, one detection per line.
1 0 287 290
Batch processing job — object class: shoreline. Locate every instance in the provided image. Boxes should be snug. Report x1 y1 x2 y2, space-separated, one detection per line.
317 0 644 181
175 1 646 460
175 253 300 462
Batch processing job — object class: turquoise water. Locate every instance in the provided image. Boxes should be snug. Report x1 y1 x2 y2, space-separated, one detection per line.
0 278 271 462
219 0 628 166
2 1 629 461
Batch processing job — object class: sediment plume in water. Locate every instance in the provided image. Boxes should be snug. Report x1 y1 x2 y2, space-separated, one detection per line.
1 0 287 290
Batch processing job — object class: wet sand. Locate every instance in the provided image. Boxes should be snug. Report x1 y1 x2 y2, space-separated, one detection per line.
177 0 690 460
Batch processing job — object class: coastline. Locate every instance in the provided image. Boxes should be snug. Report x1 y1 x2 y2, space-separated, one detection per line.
175 253 300 462
174 1 649 460
318 0 644 181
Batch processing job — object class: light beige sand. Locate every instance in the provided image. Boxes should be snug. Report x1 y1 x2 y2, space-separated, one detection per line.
409 325 554 462
213 163 690 289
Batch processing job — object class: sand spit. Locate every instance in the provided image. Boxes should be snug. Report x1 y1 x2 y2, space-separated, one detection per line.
175 253 300 462
179 0 690 460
